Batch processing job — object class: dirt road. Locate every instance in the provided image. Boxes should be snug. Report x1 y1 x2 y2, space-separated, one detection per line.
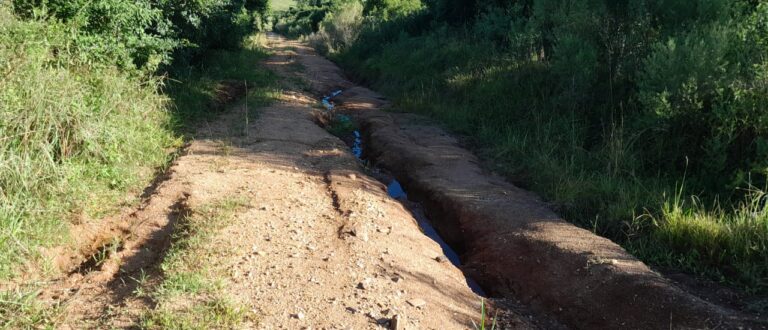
22 34 766 329
25 34 555 329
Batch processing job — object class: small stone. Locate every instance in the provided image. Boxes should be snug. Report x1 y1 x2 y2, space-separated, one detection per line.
293 312 305 320
390 314 403 330
348 173 357 180
357 278 374 290
434 256 448 263
256 251 266 256
407 299 426 309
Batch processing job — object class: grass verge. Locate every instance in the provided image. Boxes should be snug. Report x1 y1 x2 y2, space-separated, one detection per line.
0 28 278 327
0 6 177 279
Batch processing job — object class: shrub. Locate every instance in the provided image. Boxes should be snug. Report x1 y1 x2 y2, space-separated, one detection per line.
308 1 364 54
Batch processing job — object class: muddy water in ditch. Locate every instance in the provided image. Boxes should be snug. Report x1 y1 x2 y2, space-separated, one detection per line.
357 131 486 296
328 94 487 296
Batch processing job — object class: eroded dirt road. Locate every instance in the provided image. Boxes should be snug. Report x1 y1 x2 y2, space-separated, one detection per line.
26 34 555 329
24 33 764 330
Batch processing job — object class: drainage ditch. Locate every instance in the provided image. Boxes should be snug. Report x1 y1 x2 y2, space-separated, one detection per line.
321 90 486 297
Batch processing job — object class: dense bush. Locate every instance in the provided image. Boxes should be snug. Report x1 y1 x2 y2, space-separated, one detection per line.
307 1 364 54
274 0 420 41
11 0 270 69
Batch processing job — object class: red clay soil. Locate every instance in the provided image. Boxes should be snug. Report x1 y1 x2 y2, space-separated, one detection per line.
274 33 768 329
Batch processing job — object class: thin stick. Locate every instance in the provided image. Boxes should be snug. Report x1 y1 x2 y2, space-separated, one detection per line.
244 80 249 137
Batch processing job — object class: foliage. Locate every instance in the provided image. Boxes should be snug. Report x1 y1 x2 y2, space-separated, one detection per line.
11 0 271 69
0 0 275 282
277 0 768 292
308 1 364 54
274 0 421 39
12 0 174 70
0 6 175 278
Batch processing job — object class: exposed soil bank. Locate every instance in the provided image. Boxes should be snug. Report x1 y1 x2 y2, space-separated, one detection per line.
279 33 768 329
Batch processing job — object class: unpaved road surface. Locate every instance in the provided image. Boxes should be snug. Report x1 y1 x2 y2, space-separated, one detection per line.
26 35 552 329
19 34 766 329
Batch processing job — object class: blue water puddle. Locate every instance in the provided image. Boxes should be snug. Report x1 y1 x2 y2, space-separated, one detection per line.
386 180 407 199
325 92 486 296
351 130 363 159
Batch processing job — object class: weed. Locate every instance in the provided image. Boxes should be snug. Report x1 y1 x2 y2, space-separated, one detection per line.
131 269 150 298
0 289 60 329
325 114 359 138
471 299 497 330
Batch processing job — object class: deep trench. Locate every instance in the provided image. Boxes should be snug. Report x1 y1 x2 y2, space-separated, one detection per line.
322 91 486 297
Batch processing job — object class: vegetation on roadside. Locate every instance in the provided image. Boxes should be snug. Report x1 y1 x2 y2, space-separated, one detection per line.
0 0 273 282
166 34 279 131
140 198 253 329
471 299 497 330
275 0 768 293
0 289 60 329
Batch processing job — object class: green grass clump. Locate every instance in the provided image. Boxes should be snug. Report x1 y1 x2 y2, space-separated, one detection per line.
325 114 358 138
0 6 176 279
0 289 61 329
141 297 249 330
140 198 253 329
632 189 768 291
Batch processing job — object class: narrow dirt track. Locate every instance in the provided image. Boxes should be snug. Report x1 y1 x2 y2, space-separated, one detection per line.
28 35 559 329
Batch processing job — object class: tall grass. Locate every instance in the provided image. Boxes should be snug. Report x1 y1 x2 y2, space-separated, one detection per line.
634 188 768 291
0 7 175 278
0 3 277 281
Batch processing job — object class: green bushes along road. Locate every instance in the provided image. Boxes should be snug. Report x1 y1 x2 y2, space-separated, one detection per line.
0 0 274 279
277 0 768 294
